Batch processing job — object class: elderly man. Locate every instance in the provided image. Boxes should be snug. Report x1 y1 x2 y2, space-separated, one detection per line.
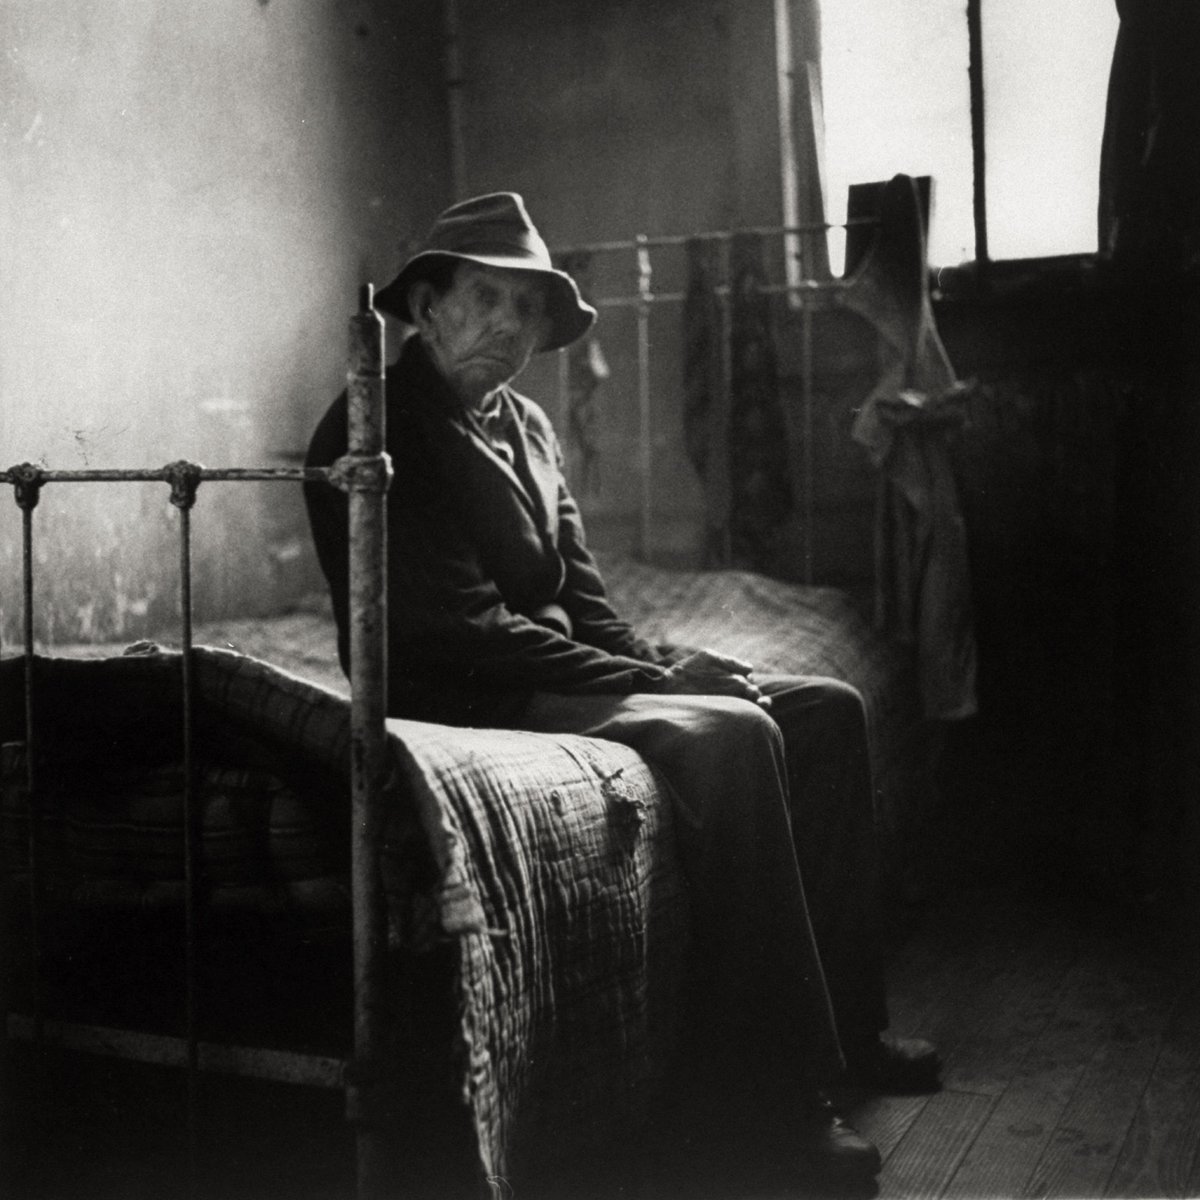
305 193 938 1187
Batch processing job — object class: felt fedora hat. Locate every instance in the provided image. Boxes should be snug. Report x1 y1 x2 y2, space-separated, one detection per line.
374 192 597 352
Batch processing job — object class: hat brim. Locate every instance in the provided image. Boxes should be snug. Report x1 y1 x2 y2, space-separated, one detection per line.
374 250 597 353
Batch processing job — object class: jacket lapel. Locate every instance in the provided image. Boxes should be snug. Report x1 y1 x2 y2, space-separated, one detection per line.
395 338 546 533
499 396 560 540
456 405 543 527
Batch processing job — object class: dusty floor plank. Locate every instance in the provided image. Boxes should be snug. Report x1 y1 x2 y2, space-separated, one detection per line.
1021 955 1181 1200
1105 978 1200 1200
846 1092 933 1162
877 1089 996 1200
943 921 1160 1200
891 890 1082 1100
935 910 1083 1100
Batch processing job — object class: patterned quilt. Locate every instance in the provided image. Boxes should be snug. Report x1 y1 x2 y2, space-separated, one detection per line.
0 561 932 1189
0 647 687 1188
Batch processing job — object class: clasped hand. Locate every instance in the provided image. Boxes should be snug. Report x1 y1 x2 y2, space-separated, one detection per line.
661 648 771 709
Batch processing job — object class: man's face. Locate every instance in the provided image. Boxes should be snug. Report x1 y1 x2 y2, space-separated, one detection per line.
422 263 551 407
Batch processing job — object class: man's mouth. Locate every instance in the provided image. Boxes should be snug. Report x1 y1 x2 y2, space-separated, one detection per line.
472 350 513 370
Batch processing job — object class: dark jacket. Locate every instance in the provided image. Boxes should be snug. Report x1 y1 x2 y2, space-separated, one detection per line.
304 335 670 725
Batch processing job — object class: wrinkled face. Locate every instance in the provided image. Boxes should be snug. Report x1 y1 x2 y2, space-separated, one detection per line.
413 262 551 408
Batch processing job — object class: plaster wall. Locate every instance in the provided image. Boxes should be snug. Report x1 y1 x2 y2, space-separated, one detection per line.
0 0 449 645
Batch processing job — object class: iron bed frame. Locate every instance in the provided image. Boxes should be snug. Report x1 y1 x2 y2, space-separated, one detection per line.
551 213 879 579
1 211 878 1197
3 287 393 1196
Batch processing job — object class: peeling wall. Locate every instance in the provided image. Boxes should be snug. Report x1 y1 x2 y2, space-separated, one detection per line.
1 0 450 647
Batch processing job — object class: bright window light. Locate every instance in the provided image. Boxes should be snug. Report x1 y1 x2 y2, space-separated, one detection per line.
982 0 1119 261
820 0 1120 270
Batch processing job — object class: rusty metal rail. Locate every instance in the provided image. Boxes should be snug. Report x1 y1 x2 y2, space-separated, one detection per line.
1 286 391 1198
551 218 876 577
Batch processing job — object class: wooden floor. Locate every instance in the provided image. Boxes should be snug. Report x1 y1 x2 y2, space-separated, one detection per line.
4 880 1199 1200
838 881 1200 1200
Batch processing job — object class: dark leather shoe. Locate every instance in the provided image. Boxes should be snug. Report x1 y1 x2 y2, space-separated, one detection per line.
797 1096 881 1180
844 1033 942 1093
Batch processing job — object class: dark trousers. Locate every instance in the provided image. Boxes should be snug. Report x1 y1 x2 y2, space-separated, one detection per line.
516 675 887 1095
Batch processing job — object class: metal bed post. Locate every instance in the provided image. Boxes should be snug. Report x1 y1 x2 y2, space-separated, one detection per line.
2 463 48 1198
0 291 390 1197
11 465 46 1053
164 458 204 1191
635 235 653 560
800 282 816 585
340 283 392 1199
718 237 734 566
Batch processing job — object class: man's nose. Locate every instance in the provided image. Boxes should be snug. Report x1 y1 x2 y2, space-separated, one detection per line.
490 295 523 335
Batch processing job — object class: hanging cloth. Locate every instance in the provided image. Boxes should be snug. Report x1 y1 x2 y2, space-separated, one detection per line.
557 250 610 496
727 232 789 572
843 175 978 720
683 236 732 565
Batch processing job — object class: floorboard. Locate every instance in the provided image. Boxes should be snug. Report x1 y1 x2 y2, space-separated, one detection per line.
858 884 1200 1200
877 1090 997 1200
943 920 1166 1199
848 1092 933 1162
875 889 1085 1124
1105 979 1200 1200
1021 953 1181 1199
945 982 1103 1195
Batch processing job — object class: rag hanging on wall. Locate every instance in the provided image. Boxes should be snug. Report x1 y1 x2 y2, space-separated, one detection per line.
844 174 978 720
557 250 610 497
682 236 732 565
726 233 790 572
679 173 978 720
684 233 794 572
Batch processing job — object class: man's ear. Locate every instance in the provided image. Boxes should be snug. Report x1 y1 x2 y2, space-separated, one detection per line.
407 280 436 330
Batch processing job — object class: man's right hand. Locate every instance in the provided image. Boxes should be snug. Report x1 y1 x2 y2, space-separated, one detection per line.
661 648 771 708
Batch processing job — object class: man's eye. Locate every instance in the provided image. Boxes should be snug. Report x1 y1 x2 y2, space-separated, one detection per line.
516 294 543 320
475 284 499 306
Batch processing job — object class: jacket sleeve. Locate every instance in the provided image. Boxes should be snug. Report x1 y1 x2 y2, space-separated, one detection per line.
306 385 674 700
306 404 670 698
303 394 353 674
387 474 670 695
543 428 675 665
